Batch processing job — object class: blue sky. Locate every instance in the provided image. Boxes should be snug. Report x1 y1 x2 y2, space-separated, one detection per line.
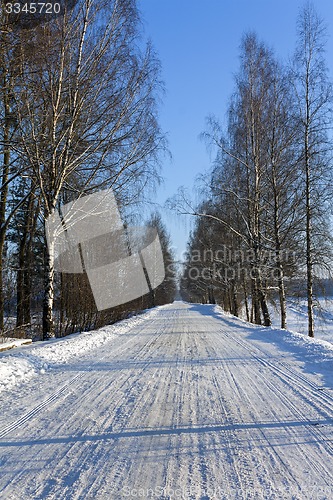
138 0 333 259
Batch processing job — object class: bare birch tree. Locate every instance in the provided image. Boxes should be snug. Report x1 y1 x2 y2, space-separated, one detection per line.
14 0 164 339
292 3 333 337
178 33 309 329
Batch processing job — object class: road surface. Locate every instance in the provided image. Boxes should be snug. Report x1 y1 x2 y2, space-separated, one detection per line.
0 302 332 499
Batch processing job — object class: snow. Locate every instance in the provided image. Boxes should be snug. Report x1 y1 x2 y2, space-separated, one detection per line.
270 297 333 345
0 301 332 499
0 309 158 394
0 338 32 352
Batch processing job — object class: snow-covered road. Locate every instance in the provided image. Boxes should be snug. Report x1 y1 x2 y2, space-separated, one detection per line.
0 302 333 499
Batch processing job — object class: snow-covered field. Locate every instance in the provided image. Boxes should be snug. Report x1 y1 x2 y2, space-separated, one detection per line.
0 301 332 499
272 298 333 345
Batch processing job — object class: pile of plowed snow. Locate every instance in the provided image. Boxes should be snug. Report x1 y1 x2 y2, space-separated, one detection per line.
0 308 159 393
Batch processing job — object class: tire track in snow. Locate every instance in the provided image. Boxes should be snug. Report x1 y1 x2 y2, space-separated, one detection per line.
223 325 333 415
221 329 333 450
39 323 171 500
0 315 171 498
0 314 161 441
181 315 331 496
216 327 333 487
218 348 305 494
206 334 303 497
0 374 80 440
1 302 332 500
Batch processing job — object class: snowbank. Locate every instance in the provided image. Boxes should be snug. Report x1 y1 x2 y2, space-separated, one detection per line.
0 308 158 393
213 303 333 385
0 338 32 352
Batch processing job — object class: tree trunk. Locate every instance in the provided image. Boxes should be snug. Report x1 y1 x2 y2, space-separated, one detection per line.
271 167 287 330
243 277 250 322
16 236 33 328
0 73 11 332
231 284 238 317
16 239 26 327
306 158 314 337
43 237 56 340
258 285 271 327
16 192 37 328
275 251 287 329
251 279 261 325
278 272 287 330
305 90 314 337
0 232 5 332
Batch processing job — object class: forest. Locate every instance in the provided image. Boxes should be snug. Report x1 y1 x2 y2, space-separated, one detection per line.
0 0 176 341
178 4 333 338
